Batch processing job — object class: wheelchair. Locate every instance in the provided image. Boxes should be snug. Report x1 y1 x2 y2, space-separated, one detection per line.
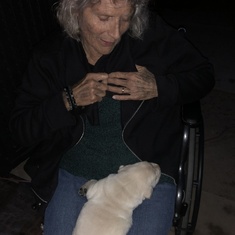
173 101 204 235
147 3 204 233
0 1 204 234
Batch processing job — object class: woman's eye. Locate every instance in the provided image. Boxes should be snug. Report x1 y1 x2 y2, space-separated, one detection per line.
122 17 131 22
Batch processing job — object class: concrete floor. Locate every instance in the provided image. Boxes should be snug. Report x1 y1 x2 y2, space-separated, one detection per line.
1 5 235 235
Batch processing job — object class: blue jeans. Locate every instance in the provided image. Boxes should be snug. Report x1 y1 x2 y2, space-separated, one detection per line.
44 169 176 235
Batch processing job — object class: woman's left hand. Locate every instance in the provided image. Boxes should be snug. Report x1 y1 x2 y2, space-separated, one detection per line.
107 65 158 100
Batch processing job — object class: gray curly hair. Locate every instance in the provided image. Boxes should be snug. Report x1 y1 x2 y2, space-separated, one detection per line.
56 0 150 41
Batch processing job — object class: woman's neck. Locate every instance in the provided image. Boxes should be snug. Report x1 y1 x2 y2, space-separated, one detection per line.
81 40 100 65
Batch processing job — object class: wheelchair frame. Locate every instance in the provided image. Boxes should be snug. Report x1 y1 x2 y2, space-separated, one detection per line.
173 101 204 235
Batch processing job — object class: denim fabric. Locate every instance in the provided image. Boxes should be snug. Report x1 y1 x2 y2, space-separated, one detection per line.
44 169 176 235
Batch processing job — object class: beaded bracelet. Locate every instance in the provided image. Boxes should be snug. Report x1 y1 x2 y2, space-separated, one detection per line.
64 86 77 111
67 86 78 110
63 87 72 111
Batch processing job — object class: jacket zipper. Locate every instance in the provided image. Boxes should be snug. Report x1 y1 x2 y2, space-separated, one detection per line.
72 115 85 147
122 100 144 161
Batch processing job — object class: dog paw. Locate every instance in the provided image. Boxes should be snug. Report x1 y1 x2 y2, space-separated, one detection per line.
79 186 88 196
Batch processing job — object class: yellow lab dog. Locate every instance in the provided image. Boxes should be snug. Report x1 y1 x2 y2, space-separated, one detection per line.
72 161 161 235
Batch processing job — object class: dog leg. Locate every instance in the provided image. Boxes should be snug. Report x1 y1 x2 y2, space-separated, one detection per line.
79 179 97 196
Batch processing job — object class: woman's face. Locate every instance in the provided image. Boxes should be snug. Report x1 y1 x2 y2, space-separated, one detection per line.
79 0 133 64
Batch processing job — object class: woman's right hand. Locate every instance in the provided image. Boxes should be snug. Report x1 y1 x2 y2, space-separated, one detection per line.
63 73 108 110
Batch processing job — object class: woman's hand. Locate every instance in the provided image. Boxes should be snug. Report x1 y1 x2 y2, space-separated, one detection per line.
107 65 158 101
63 73 108 110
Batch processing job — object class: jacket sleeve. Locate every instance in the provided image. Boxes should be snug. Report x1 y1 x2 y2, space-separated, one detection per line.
9 49 78 146
131 14 215 108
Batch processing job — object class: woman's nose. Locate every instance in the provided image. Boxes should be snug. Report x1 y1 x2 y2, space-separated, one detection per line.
108 19 121 39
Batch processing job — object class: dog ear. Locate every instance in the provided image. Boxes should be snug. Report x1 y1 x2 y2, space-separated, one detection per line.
144 187 153 199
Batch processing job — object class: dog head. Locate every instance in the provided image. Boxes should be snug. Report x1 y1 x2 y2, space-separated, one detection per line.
118 161 161 200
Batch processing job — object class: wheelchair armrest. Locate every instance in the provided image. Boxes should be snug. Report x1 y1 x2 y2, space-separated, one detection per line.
181 101 202 127
174 100 204 228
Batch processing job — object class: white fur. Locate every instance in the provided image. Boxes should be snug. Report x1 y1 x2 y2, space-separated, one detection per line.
72 161 161 235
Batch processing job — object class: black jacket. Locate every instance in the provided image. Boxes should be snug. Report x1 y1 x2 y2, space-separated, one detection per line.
10 15 214 202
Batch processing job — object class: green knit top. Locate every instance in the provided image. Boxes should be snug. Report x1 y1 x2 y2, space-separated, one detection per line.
60 96 140 180
60 96 175 185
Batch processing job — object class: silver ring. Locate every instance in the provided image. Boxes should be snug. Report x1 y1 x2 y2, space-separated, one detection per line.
121 87 125 93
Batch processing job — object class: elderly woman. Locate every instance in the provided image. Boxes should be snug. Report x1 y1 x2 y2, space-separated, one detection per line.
10 0 214 234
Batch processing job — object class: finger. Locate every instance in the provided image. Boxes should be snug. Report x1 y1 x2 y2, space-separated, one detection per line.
92 93 105 103
135 64 145 72
107 84 131 94
112 94 132 100
72 80 107 106
85 89 106 105
108 72 132 80
86 73 109 83
108 78 128 88
96 80 108 93
80 78 107 92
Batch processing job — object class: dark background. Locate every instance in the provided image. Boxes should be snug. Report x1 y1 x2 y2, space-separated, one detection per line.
0 0 59 174
0 1 235 234
0 0 234 173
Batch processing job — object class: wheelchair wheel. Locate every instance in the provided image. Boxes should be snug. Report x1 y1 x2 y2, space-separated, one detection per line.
175 121 204 235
